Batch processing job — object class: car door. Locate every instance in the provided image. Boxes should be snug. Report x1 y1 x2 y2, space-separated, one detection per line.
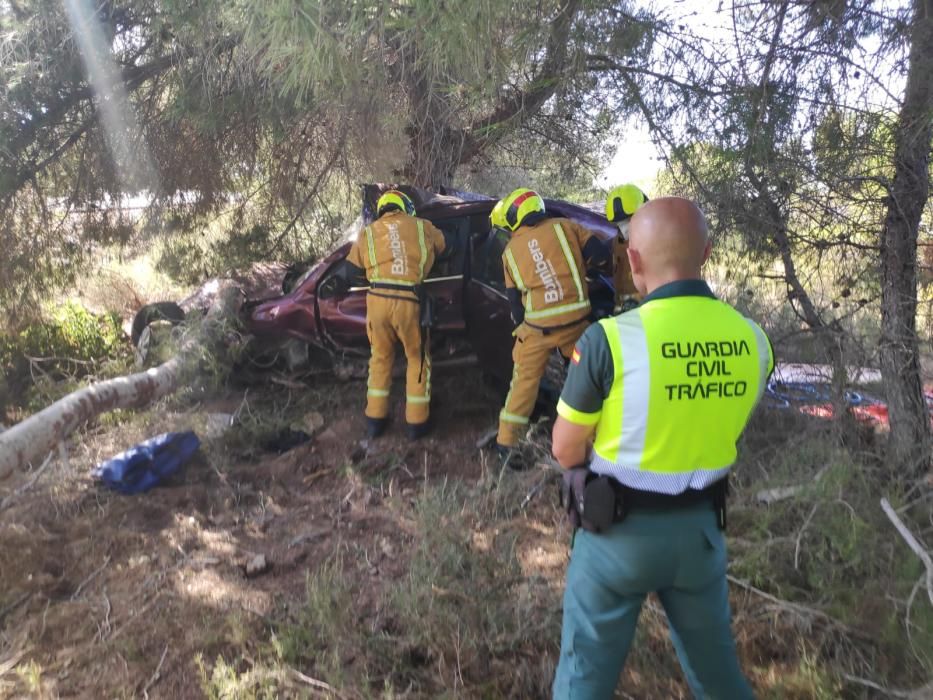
421 213 468 333
464 225 515 388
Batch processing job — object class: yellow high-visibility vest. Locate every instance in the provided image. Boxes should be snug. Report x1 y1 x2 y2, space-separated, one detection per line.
558 283 773 494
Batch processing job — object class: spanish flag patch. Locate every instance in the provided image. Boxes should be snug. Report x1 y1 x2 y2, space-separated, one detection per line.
571 347 581 365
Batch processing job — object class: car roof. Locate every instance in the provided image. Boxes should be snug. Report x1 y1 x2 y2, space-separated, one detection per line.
361 184 616 241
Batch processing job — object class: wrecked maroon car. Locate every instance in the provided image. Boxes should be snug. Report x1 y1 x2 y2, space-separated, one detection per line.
244 184 618 385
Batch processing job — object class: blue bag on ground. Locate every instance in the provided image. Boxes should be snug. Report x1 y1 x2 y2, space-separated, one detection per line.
93 431 200 494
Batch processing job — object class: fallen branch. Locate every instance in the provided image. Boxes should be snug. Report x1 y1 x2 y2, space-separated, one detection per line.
520 470 560 511
726 575 869 639
288 666 345 698
756 465 829 504
880 497 933 608
71 555 112 600
755 485 804 504
0 592 32 626
475 427 498 450
841 672 933 699
0 361 185 482
794 503 819 571
142 644 168 700
0 647 29 679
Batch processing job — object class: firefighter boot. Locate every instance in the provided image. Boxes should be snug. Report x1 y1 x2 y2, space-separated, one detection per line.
366 416 389 439
495 444 527 471
407 419 432 441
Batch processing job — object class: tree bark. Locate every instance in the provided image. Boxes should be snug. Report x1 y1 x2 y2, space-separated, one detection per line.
399 0 582 188
879 0 933 474
0 357 184 480
404 67 461 189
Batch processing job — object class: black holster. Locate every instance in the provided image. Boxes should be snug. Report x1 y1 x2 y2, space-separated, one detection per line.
560 468 619 534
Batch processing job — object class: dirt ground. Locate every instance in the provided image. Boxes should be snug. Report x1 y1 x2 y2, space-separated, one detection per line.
0 368 922 698
0 370 567 698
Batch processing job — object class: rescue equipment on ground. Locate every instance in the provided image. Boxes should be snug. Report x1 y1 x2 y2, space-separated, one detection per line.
93 431 200 494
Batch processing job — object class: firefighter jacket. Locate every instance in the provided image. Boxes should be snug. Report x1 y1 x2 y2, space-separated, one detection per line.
502 217 595 328
347 211 446 298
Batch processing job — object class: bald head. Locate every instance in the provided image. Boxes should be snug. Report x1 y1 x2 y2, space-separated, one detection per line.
626 197 711 295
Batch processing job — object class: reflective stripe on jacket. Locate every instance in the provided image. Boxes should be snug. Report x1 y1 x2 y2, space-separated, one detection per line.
347 211 445 295
501 217 594 327
572 294 773 494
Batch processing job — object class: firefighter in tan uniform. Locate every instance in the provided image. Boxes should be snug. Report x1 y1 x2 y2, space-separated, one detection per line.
606 184 649 313
345 190 446 440
492 188 608 467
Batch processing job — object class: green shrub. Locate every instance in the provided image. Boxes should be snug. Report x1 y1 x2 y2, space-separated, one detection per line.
196 655 282 700
272 554 356 686
0 301 128 411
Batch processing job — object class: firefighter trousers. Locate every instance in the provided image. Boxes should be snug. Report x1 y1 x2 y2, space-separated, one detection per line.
365 294 431 425
497 319 588 448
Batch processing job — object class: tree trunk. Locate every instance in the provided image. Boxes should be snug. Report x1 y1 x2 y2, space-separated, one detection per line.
748 165 854 433
399 0 582 189
405 70 461 189
879 0 933 474
0 357 185 480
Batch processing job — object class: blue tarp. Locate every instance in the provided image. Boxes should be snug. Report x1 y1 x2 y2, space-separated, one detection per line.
93 431 200 494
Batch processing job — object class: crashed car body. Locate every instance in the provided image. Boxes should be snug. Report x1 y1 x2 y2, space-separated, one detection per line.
244 184 619 385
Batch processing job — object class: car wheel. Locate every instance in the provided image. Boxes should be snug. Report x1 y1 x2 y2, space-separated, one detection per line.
131 302 186 347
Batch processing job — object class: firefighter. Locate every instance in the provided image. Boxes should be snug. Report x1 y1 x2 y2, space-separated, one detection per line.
550 197 773 698
493 188 608 468
605 183 649 313
345 190 446 439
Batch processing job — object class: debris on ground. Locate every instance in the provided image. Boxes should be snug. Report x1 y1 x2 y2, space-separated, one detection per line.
244 553 271 578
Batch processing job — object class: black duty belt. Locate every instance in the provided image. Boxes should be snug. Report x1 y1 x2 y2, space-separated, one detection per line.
524 315 589 335
561 470 729 534
618 480 726 510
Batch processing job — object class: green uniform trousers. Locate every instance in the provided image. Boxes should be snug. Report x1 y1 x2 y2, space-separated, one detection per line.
552 504 754 700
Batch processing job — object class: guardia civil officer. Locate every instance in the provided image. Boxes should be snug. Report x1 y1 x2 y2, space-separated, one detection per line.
345 190 446 440
604 183 649 313
551 197 773 699
491 188 608 469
